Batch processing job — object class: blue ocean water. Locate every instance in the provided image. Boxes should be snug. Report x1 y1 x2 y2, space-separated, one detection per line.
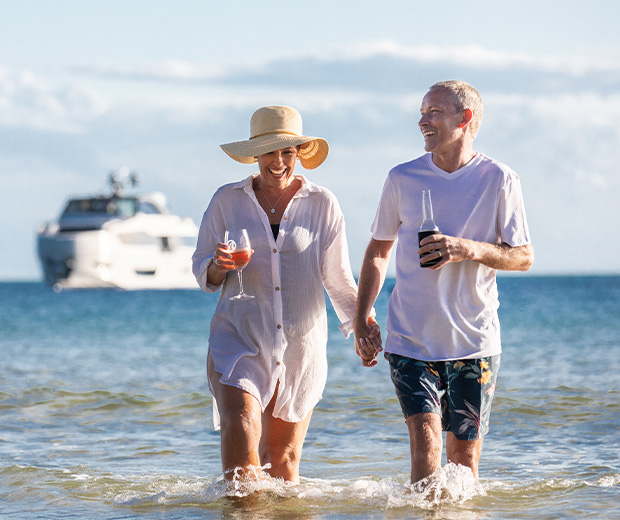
1 276 619 519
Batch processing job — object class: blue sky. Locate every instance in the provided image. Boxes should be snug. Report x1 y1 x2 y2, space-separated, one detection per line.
2 0 620 279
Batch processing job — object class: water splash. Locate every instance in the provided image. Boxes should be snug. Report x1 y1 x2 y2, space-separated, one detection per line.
4 463 618 518
109 463 484 511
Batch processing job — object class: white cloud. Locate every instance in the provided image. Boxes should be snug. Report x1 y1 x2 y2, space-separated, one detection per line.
0 67 108 133
74 60 228 83
65 41 620 92
331 40 620 76
2 42 620 278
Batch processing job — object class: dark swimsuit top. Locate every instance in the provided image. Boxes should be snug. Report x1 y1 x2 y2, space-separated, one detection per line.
270 224 280 240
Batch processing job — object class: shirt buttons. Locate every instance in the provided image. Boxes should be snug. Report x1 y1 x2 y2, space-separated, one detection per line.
272 248 277 253
275 286 280 291
276 361 281 366
277 324 282 329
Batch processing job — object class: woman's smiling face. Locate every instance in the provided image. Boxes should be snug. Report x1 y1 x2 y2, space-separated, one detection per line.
257 146 299 187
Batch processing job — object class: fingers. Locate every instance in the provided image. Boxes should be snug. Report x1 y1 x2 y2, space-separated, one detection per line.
361 357 379 367
418 242 443 259
354 316 383 366
357 336 382 366
213 243 235 270
418 235 450 268
367 323 382 342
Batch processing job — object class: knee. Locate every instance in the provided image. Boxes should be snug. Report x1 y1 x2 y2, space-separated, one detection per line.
408 414 443 451
448 447 478 469
260 440 299 465
446 435 482 477
220 407 261 439
260 442 301 481
216 394 262 451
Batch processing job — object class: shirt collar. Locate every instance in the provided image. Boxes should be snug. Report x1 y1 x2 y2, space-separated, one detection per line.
233 173 321 198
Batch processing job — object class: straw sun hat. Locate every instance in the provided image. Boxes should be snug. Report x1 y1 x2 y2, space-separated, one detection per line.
220 106 329 170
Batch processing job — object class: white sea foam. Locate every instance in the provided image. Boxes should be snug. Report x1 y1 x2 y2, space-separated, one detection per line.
110 463 484 511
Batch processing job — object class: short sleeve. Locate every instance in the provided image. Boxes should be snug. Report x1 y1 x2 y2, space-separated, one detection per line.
370 172 401 240
192 188 227 292
497 172 531 247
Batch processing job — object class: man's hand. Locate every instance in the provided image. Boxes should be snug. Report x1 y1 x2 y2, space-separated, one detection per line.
418 234 534 272
354 316 383 367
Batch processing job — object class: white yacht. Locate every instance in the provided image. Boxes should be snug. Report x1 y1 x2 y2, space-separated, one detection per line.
37 168 199 290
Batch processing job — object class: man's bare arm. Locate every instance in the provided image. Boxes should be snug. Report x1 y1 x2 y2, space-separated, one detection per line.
419 234 534 272
354 239 395 366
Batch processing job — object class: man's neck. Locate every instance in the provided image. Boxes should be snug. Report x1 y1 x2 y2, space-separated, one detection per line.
431 146 476 173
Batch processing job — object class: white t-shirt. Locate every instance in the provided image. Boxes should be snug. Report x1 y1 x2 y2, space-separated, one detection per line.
372 153 531 361
192 174 358 428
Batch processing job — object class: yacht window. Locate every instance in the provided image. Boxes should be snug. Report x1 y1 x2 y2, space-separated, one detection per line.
63 197 137 217
115 198 137 217
138 201 162 214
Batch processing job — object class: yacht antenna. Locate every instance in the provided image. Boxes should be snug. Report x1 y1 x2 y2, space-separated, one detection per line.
109 167 140 196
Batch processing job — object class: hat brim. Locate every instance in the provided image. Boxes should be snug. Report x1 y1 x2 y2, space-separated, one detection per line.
220 134 329 170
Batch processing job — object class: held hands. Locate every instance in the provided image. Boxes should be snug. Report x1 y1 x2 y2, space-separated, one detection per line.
354 316 383 367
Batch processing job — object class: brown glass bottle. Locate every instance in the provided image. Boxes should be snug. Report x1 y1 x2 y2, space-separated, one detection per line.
418 190 441 267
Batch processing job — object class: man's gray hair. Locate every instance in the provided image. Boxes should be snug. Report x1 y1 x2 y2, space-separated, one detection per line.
429 80 484 138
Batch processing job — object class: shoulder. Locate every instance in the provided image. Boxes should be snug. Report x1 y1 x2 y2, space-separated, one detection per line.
388 154 431 179
475 153 519 180
300 176 338 203
299 177 344 221
212 176 252 199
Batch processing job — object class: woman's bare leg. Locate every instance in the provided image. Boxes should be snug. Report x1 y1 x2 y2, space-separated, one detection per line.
208 355 263 480
259 385 312 483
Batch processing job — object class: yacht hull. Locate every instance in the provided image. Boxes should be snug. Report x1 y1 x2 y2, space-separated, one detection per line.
37 215 198 291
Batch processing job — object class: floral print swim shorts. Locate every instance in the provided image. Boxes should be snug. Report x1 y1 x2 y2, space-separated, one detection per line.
385 352 500 441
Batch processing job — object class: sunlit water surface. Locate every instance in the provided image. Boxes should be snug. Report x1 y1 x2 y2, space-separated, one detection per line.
1 276 619 519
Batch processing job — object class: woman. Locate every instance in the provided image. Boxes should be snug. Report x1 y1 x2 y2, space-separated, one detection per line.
192 106 380 484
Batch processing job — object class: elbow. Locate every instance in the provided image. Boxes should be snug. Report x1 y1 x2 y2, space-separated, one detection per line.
520 245 534 272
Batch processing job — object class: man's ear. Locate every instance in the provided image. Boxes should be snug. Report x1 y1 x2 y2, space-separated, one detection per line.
460 109 473 128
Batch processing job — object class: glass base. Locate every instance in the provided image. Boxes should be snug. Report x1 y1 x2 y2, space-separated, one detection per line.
229 293 255 300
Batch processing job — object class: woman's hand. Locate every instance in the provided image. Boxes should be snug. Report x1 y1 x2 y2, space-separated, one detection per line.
212 242 235 271
354 316 383 367
206 242 235 285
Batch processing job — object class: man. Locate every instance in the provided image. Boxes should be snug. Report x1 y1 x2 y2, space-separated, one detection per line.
354 80 533 484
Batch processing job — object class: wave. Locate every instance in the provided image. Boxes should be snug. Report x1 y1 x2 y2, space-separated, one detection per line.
2 463 618 517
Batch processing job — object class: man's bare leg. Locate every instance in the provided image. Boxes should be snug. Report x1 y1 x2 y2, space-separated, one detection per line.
405 412 443 484
446 433 483 479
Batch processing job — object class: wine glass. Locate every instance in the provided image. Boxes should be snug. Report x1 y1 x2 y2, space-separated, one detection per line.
224 229 254 300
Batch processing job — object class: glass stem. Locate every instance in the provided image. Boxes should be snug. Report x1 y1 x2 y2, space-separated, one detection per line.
237 270 245 295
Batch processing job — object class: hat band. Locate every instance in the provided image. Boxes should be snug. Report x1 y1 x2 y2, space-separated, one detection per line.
250 130 301 140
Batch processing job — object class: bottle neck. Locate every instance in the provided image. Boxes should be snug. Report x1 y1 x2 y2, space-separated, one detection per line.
420 190 439 232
